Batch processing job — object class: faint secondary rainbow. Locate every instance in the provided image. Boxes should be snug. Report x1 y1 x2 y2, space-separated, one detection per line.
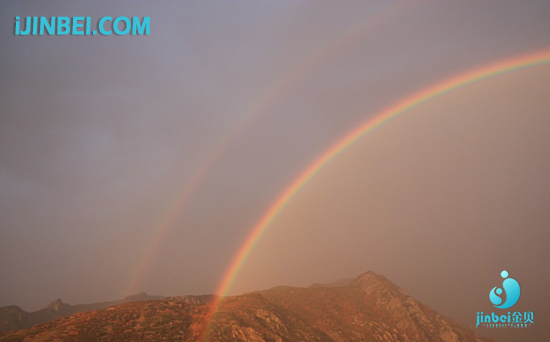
123 1 412 297
204 48 550 336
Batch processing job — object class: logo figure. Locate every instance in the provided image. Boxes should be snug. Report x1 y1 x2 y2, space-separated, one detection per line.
489 270 521 309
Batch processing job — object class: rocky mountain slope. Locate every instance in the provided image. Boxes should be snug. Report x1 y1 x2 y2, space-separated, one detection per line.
0 272 494 342
0 292 164 334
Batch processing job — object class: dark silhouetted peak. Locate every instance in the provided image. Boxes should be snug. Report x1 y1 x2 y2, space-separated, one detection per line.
46 298 66 312
0 305 25 314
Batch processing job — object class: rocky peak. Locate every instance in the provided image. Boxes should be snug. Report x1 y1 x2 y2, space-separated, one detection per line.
352 271 396 294
46 299 64 312
353 270 381 282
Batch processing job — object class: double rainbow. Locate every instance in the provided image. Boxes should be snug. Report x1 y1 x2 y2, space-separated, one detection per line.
124 1 411 296
205 48 550 338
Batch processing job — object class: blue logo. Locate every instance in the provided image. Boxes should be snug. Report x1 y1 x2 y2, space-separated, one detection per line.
489 270 521 309
476 270 533 328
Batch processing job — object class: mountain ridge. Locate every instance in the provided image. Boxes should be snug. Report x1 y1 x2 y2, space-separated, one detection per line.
0 292 164 334
0 271 495 342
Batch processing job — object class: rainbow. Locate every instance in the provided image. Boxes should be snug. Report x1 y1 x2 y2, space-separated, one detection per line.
123 1 411 296
204 48 550 337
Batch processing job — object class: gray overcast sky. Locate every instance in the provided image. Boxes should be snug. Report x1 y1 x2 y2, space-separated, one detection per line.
1 1 549 341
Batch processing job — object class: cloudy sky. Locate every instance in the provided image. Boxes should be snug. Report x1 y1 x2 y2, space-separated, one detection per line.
1 1 549 341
